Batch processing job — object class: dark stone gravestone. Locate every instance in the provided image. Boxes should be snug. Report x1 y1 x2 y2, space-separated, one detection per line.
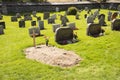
67 22 76 30
0 13 3 20
29 27 40 37
43 12 50 19
0 25 4 35
98 14 107 26
55 27 73 44
111 12 118 20
32 11 37 17
31 21 36 26
48 18 55 24
16 13 21 18
87 23 105 37
84 14 87 19
11 16 18 22
111 19 120 31
52 24 60 32
60 15 69 26
87 15 94 24
24 13 32 21
37 16 41 21
50 14 56 20
75 14 79 19
19 19 25 28
38 20 44 30
108 11 112 21
0 22 5 29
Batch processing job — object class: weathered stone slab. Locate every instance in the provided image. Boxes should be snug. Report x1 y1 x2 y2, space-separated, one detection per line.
0 25 4 35
31 21 36 26
11 16 18 22
52 24 60 32
29 27 40 37
111 19 120 31
38 20 44 30
43 12 50 19
19 19 25 28
0 22 5 29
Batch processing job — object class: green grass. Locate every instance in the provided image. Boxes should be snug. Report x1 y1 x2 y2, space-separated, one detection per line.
0 9 120 80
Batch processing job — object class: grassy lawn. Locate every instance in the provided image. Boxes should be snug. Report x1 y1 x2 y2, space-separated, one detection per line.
0 9 120 80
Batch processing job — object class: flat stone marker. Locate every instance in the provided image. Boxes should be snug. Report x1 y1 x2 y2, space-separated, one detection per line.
29 27 40 37
19 19 25 28
87 23 105 37
0 25 4 35
38 20 44 30
111 19 120 31
52 24 60 32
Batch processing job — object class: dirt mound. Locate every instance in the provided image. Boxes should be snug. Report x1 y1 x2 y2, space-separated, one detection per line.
24 45 81 67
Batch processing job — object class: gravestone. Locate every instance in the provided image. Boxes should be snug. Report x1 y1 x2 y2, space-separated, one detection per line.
11 16 18 22
24 13 32 21
67 22 76 30
0 25 4 35
37 16 41 21
0 13 3 20
50 14 56 20
0 22 5 29
117 5 120 11
87 23 104 37
87 15 94 24
43 12 50 19
38 20 44 30
55 27 73 44
61 15 69 26
32 11 37 17
93 10 99 20
75 14 79 19
84 14 87 19
111 19 120 31
19 19 25 28
31 21 36 26
48 18 55 24
98 14 107 26
108 11 112 21
56 7 59 12
16 13 21 18
85 7 88 11
52 24 60 32
29 27 40 37
111 12 118 20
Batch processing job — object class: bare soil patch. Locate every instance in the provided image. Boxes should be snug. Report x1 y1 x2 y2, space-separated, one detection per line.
24 45 81 67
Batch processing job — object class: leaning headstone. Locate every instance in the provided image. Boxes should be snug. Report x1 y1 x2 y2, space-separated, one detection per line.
111 19 120 31
87 15 94 24
61 15 69 26
55 27 73 44
16 13 21 18
38 20 44 30
32 11 37 17
31 21 36 26
52 24 60 32
43 12 50 19
111 12 118 20
48 18 55 24
98 14 107 26
0 22 5 29
67 22 76 30
19 19 25 28
108 11 112 21
11 16 18 22
29 27 40 37
0 25 4 35
87 23 104 37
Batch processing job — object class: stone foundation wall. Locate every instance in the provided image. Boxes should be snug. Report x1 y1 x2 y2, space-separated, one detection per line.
0 2 120 14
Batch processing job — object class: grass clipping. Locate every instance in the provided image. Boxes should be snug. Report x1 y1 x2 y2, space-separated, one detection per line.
25 45 81 67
